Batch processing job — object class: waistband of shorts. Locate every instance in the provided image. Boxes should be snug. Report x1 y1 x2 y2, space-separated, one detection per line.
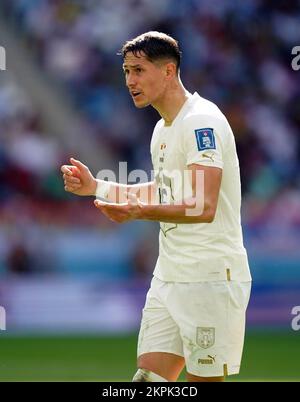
154 254 252 282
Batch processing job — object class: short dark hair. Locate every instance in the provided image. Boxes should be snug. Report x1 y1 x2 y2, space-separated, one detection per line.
120 31 182 72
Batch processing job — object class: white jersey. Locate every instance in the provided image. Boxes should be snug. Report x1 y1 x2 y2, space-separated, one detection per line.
151 92 251 282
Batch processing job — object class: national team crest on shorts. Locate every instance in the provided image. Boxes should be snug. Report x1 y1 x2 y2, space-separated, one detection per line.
195 128 216 151
196 327 215 349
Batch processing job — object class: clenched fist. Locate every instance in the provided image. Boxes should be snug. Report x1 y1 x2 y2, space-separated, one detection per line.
61 158 97 196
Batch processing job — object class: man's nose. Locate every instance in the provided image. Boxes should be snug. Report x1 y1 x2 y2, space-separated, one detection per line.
126 72 136 88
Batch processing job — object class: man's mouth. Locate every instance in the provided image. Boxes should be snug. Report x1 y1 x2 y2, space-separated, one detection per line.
131 91 142 98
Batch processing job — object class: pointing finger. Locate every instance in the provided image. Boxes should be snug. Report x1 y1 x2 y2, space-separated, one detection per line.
70 158 87 171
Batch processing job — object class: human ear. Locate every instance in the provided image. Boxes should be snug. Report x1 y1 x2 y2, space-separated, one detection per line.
165 62 177 79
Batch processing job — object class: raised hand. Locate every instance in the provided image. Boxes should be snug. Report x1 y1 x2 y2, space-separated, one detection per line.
61 158 97 196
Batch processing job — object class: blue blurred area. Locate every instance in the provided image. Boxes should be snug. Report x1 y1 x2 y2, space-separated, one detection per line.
0 1 299 331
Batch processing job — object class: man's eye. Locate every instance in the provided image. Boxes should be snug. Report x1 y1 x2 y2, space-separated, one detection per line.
136 68 142 73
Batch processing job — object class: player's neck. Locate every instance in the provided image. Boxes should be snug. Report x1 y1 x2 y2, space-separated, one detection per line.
152 80 189 127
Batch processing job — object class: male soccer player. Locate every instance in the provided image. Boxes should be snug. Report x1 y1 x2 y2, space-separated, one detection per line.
61 31 251 382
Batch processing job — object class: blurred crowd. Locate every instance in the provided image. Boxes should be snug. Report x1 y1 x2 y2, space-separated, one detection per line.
0 0 299 277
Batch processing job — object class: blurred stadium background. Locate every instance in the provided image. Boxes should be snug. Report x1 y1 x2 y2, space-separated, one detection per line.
0 0 300 382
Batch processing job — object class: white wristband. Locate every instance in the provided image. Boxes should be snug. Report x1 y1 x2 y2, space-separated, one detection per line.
95 180 111 200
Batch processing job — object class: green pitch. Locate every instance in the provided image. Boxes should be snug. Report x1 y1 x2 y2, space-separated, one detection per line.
0 330 299 381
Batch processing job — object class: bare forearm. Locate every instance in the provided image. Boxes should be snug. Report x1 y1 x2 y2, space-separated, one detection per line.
95 179 156 204
139 198 214 224
128 181 156 204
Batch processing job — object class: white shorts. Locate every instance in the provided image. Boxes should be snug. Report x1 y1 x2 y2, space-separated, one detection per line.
137 277 251 378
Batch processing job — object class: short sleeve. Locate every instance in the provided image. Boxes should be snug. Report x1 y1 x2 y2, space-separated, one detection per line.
183 115 227 169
